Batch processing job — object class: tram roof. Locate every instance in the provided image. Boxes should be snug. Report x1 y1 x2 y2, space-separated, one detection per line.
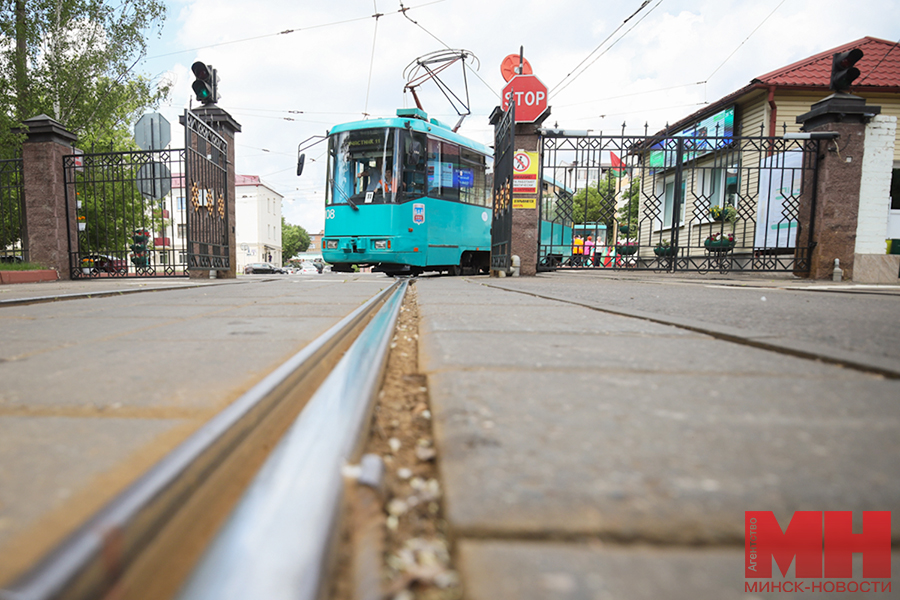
329 111 492 157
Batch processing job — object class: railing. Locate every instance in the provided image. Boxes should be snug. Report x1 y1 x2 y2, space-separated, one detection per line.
538 130 818 273
64 149 188 278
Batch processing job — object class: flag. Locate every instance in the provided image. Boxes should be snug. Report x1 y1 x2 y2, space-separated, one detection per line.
610 152 626 177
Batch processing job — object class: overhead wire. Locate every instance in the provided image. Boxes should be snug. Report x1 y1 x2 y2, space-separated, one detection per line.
705 0 788 82
363 1 383 118
144 0 446 60
551 0 664 100
549 0 651 95
399 1 500 99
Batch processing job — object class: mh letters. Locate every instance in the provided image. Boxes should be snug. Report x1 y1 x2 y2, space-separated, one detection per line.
745 511 891 579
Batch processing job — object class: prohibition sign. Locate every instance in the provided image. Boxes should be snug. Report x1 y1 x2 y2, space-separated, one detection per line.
513 152 531 172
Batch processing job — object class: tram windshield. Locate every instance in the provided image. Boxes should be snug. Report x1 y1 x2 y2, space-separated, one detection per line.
329 128 400 205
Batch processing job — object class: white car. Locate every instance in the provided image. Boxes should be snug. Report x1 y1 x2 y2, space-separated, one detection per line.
298 262 319 275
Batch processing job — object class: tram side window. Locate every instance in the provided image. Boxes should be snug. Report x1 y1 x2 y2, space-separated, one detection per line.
440 142 460 202
427 138 442 198
459 148 485 205
403 131 428 199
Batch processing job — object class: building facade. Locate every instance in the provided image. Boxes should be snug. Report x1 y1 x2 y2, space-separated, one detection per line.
235 174 283 271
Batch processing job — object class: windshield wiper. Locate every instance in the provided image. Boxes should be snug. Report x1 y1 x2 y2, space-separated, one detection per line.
332 182 360 211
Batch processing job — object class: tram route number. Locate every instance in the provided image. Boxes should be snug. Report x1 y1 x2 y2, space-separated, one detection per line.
326 208 336 220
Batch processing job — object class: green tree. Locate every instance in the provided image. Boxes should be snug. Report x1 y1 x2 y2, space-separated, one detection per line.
281 217 310 260
616 176 641 237
572 170 618 242
0 0 170 154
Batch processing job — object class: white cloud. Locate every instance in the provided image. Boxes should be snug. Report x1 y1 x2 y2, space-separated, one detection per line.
139 0 900 233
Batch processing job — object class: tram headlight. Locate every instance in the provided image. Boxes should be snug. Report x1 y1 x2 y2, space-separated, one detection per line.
373 240 387 250
325 239 339 250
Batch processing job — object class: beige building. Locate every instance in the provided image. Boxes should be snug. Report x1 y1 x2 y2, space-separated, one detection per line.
235 175 283 271
637 36 900 255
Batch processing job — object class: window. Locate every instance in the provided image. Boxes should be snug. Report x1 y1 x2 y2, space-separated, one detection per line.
328 128 398 205
402 131 428 199
177 196 185 210
177 224 186 239
660 178 685 228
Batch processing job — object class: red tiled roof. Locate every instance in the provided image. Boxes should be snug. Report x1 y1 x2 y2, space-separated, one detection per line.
752 36 900 90
235 174 262 186
649 37 900 139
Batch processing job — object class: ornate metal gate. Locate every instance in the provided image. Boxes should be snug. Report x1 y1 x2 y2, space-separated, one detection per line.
183 110 230 271
538 129 819 273
491 105 514 273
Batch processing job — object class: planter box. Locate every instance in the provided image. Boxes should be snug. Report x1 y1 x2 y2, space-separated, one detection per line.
616 245 638 255
0 270 59 285
654 246 677 257
705 241 735 253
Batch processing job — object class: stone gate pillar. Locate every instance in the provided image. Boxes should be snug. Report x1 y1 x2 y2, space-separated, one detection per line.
509 122 544 277
19 115 78 279
794 94 897 281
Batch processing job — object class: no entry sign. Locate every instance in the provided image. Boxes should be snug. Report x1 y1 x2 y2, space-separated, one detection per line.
501 75 548 123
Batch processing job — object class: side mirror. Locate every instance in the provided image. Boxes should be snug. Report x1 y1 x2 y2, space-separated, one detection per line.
296 152 306 176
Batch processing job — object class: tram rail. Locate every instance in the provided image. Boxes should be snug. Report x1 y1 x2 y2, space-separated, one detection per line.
1 279 409 600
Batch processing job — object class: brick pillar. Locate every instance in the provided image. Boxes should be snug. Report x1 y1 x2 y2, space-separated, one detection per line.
510 122 543 276
795 94 881 280
186 106 241 279
19 115 78 279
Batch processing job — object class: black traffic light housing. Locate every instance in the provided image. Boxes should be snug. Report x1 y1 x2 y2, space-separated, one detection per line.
830 49 863 92
191 61 217 105
130 229 150 267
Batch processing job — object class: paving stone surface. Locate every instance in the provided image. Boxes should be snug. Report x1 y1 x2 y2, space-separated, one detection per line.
458 541 900 600
414 275 900 597
0 275 392 581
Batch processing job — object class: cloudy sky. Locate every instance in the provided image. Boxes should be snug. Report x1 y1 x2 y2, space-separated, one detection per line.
138 0 900 234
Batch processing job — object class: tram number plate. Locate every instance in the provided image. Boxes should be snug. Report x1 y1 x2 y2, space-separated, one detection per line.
413 203 425 225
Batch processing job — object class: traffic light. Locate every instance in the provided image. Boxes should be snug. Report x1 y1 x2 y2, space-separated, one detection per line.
130 229 150 267
830 49 863 92
191 61 216 105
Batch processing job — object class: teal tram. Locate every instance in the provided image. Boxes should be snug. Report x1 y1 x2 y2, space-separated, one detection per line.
322 108 493 276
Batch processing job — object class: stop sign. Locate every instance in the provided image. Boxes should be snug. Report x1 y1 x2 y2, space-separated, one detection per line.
501 74 548 123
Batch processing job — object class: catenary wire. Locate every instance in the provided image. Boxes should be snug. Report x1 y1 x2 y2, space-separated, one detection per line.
706 0 788 81
551 0 664 100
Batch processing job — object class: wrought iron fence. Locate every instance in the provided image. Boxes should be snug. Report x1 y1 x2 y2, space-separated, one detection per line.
491 105 515 273
183 110 230 271
0 158 26 264
64 149 187 279
538 130 818 273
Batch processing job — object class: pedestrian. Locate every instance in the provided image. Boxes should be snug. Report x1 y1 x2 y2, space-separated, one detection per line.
584 235 595 266
572 235 584 266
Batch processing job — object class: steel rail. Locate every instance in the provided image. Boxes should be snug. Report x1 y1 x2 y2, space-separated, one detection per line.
177 278 408 600
0 279 406 600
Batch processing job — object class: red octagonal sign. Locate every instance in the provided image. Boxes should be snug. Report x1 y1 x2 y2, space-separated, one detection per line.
501 74 548 123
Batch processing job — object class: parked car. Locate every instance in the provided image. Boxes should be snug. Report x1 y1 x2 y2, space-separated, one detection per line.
282 265 296 274
298 262 319 275
0 255 24 263
244 263 284 275
82 254 127 274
